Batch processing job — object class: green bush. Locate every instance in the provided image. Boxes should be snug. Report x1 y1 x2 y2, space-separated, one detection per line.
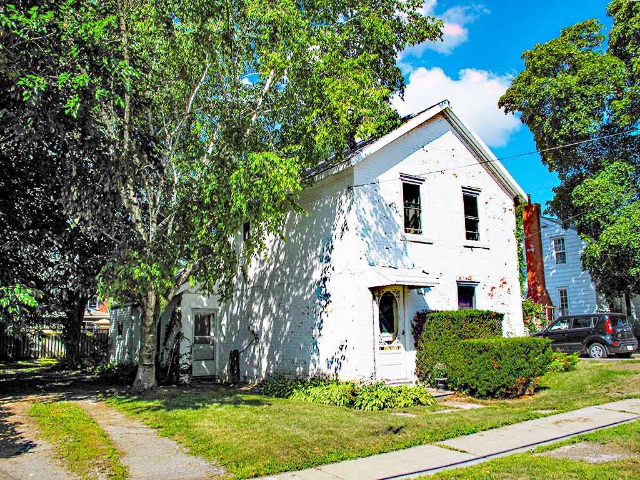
546 351 580 373
260 377 435 410
414 309 503 382
92 361 138 385
447 337 552 398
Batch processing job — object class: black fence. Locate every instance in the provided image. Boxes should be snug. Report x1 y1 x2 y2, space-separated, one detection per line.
0 331 109 360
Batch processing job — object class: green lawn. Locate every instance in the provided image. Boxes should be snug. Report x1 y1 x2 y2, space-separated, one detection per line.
428 419 640 479
29 401 128 480
105 360 640 479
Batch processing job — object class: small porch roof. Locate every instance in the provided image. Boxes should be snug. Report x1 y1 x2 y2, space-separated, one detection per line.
365 266 439 289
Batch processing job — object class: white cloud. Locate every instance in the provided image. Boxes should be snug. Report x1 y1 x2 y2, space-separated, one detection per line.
392 67 521 148
402 1 489 57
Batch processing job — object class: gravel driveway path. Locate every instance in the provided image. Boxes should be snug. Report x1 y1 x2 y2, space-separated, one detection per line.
77 400 222 480
0 401 75 480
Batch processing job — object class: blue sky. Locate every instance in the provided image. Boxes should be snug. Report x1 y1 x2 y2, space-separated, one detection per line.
392 0 612 210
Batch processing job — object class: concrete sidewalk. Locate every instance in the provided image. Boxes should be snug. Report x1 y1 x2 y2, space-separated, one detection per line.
262 399 640 480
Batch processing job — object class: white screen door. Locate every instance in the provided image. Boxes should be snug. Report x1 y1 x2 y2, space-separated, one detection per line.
192 311 216 376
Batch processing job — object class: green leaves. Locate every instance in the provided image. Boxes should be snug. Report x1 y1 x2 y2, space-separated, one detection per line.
500 0 640 299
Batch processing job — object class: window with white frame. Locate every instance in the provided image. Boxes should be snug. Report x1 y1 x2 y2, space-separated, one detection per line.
558 288 569 316
552 237 566 264
462 189 480 241
402 177 423 235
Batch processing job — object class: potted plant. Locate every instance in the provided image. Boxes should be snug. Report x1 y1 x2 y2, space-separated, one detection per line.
433 362 448 392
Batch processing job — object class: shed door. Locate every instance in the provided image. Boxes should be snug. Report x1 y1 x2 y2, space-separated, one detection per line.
192 312 217 376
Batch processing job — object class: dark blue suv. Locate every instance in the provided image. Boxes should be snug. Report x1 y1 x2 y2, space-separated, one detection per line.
534 313 638 359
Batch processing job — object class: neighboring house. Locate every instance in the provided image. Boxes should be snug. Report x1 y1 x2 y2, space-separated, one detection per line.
523 204 640 320
111 100 527 383
83 296 110 331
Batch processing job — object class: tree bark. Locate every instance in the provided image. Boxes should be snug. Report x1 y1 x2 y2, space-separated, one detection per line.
132 289 160 391
63 293 86 367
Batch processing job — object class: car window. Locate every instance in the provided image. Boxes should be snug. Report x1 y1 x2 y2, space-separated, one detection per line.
549 318 570 331
572 317 593 329
609 316 631 327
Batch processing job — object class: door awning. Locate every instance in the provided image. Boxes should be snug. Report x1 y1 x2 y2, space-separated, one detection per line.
365 266 440 288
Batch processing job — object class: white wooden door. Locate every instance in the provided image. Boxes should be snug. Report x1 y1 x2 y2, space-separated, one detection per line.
376 288 407 381
192 311 217 377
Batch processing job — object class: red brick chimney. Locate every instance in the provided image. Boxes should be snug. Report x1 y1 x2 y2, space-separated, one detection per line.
522 199 553 313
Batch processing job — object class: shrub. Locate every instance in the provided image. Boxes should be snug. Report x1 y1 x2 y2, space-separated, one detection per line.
260 377 435 410
522 298 548 334
546 351 580 373
446 337 552 398
414 309 503 382
92 361 138 385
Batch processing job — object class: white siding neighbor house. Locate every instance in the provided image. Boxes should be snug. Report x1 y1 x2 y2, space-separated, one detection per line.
112 100 527 383
540 216 640 319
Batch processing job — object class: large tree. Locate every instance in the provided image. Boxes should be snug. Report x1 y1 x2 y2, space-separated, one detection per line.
2 0 442 390
499 0 640 301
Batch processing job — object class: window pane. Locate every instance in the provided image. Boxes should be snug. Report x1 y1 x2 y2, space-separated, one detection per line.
403 183 422 234
194 314 213 344
379 292 396 336
463 194 480 241
458 285 475 309
553 238 566 264
572 317 592 329
463 194 479 218
550 319 569 331
465 218 480 241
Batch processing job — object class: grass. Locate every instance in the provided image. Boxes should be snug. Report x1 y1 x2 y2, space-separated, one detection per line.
427 419 640 479
29 401 128 480
105 360 640 479
0 358 58 376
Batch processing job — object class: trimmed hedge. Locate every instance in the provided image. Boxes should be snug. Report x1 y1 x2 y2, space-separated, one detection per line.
260 377 436 411
447 337 552 398
414 309 503 382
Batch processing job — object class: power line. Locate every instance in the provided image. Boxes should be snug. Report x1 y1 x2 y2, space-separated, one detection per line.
350 129 636 190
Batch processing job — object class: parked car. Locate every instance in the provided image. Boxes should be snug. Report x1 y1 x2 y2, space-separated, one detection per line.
534 313 638 359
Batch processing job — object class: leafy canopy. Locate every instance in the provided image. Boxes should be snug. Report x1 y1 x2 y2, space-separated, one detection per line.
2 0 443 388
500 0 640 299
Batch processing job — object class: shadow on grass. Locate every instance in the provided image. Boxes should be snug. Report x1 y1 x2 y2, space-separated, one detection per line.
101 384 273 413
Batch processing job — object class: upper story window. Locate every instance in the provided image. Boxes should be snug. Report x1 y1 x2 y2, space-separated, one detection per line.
401 174 424 235
552 237 566 264
462 189 480 241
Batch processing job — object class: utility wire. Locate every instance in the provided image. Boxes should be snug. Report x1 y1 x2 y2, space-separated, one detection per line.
350 129 636 189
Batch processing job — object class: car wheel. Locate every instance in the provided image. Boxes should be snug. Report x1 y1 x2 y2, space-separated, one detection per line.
616 352 633 358
588 342 608 359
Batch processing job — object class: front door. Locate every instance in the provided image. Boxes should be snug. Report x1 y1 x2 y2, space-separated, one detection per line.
376 288 407 381
192 311 217 377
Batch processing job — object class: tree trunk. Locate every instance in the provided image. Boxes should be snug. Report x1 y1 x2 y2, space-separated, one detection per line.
132 289 159 391
63 293 86 367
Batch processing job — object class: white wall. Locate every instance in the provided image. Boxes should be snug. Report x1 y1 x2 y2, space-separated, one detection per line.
175 112 525 382
540 217 598 316
352 114 524 337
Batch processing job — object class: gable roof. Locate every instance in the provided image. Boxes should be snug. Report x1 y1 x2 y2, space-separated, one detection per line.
311 100 527 202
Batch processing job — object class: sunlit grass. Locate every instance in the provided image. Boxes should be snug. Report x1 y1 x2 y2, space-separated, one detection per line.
29 401 128 480
106 361 640 478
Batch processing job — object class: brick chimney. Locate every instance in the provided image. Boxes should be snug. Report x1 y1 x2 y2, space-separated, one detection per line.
522 199 553 312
